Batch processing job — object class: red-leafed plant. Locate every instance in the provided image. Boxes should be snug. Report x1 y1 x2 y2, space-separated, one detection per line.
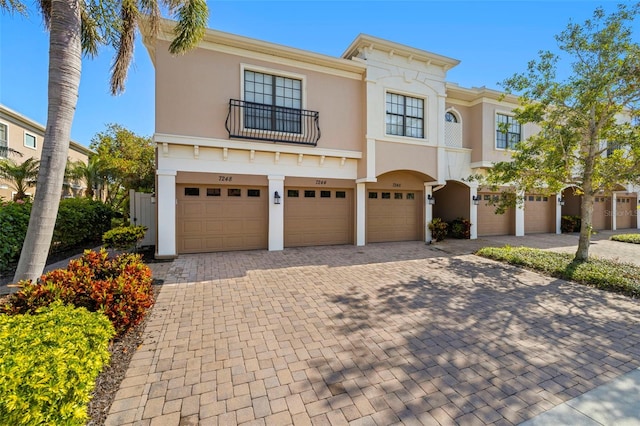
1 249 154 335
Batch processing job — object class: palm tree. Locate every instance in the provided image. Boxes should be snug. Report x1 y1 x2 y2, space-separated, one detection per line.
67 156 106 199
0 157 39 201
3 0 209 282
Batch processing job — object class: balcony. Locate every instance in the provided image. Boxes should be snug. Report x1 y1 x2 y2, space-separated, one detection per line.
226 99 321 146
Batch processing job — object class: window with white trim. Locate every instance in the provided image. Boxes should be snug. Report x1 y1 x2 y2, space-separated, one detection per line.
386 93 424 138
244 70 302 133
496 113 520 149
24 132 36 149
0 123 7 157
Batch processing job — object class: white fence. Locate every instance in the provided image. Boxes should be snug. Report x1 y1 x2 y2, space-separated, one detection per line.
129 190 156 247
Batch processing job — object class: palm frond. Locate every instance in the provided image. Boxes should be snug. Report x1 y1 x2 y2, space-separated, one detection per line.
109 0 138 95
0 146 23 158
81 7 100 57
0 0 27 15
168 0 208 55
34 0 51 29
138 0 160 35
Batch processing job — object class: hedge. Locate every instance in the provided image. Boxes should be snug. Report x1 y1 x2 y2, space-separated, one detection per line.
0 199 114 275
610 234 640 244
476 246 640 298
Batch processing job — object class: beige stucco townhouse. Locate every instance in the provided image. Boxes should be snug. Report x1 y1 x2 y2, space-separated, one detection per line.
0 104 91 201
142 20 638 258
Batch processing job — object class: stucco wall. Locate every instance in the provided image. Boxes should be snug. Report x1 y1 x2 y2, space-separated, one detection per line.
155 41 365 152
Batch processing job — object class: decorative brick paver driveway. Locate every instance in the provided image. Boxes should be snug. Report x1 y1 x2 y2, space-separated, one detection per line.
106 238 640 425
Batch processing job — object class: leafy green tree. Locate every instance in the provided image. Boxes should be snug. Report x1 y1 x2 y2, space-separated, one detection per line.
0 158 39 201
3 0 209 282
482 3 640 262
90 124 154 212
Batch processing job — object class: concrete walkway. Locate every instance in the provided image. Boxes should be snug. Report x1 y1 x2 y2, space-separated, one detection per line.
105 232 640 425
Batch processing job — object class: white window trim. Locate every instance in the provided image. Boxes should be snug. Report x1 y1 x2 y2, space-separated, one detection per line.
383 88 428 142
24 130 37 150
0 120 8 158
494 111 520 151
239 63 308 137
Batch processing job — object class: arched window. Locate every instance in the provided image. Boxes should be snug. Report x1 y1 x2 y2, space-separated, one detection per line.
445 111 458 123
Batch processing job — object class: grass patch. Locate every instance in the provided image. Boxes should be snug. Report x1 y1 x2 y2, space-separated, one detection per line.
476 246 640 298
610 234 640 244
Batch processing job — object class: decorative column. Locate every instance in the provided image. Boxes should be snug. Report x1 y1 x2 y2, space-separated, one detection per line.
425 184 433 243
356 182 366 246
636 192 640 229
268 175 285 251
156 169 177 258
611 192 617 231
637 192 640 229
515 190 525 236
469 184 478 240
556 193 563 234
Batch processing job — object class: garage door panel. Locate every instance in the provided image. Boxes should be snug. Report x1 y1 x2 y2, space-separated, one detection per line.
182 220 204 234
477 194 513 236
284 188 353 247
592 197 610 230
177 184 267 253
181 201 204 216
524 195 555 234
204 220 223 233
616 197 635 229
183 238 205 251
367 191 422 243
205 204 222 216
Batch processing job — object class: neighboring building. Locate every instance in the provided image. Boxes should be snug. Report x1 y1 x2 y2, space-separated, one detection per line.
142 21 638 258
0 104 92 200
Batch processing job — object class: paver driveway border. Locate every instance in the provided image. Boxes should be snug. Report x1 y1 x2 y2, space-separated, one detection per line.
105 232 640 425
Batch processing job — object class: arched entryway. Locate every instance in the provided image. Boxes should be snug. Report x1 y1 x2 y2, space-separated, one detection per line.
432 180 470 223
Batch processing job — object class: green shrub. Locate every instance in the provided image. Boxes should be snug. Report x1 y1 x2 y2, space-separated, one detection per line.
0 302 115 425
0 200 31 273
449 217 472 239
103 225 147 250
3 249 154 335
53 198 114 251
476 246 640 298
428 218 449 242
611 234 640 244
561 215 581 233
0 199 114 275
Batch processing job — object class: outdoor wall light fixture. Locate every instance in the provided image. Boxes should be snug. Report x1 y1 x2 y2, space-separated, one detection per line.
558 197 565 206
274 191 281 205
472 195 481 205
427 194 435 205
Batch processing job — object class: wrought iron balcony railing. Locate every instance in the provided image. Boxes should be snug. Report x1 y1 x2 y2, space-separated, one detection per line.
225 99 320 146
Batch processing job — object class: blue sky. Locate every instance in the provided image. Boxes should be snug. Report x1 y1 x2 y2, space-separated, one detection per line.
0 1 628 147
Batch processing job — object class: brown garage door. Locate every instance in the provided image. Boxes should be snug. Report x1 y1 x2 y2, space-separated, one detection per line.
367 190 422 243
592 196 611 230
524 194 555 234
477 193 514 236
284 188 353 247
176 185 268 253
616 196 636 229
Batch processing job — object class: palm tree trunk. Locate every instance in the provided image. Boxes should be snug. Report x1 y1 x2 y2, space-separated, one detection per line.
13 0 82 282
